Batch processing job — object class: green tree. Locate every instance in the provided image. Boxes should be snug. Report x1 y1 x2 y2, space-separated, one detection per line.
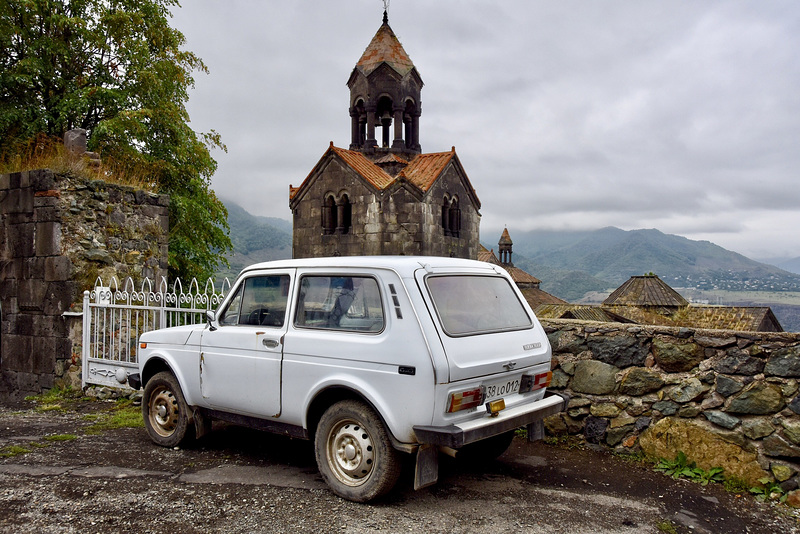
0 0 231 280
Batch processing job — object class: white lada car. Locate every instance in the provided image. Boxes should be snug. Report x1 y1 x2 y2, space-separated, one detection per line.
130 256 566 502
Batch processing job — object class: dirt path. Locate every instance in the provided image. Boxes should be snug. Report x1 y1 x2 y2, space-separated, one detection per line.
1 397 798 533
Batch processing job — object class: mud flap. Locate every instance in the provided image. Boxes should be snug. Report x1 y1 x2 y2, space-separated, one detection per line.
192 407 211 439
414 443 439 490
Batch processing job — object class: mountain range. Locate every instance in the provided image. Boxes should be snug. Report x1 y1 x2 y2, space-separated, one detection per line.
486 226 800 301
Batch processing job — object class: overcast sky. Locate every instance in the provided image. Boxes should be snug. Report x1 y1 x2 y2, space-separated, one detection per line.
170 0 800 260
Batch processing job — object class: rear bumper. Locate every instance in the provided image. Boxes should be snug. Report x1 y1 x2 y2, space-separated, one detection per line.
413 391 568 448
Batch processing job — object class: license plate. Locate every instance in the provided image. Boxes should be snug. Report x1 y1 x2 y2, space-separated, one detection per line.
484 377 520 402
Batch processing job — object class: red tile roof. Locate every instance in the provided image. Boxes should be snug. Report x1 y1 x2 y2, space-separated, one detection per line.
356 22 416 77
331 146 395 189
399 151 454 191
290 145 468 201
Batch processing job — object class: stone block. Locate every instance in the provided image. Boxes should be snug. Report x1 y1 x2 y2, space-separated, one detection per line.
652 338 704 372
8 222 35 257
35 221 61 256
44 281 78 315
639 417 767 485
669 378 707 403
18 279 46 311
1 334 33 371
1 188 33 215
715 375 744 397
726 381 785 414
63 129 88 154
713 349 766 375
618 367 664 395
588 336 647 367
704 410 740 429
45 256 74 281
571 360 618 395
584 416 609 444
782 419 800 445
763 434 800 459
765 346 800 378
742 419 775 440
31 338 57 373
20 258 45 281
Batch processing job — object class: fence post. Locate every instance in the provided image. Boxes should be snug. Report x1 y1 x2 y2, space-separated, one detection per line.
80 290 91 389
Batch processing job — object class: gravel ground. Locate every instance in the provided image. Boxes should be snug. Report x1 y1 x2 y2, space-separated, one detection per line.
1 396 798 534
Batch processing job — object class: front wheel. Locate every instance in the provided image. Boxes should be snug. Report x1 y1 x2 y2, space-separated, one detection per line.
314 400 402 502
142 371 193 448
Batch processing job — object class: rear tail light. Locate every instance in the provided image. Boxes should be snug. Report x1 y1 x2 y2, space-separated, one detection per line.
446 387 484 413
520 371 552 393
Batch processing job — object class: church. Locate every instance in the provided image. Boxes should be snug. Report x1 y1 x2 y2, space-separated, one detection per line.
289 11 480 259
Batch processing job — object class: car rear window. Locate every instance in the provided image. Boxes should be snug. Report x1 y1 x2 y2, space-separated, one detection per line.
425 275 532 336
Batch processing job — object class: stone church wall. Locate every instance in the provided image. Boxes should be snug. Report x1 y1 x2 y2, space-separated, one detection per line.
0 169 168 399
541 318 800 489
292 158 479 259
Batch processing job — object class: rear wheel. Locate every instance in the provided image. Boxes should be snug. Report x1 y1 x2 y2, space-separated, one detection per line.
457 430 515 462
142 371 193 447
314 400 402 502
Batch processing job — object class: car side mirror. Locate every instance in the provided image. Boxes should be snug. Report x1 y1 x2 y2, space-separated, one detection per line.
206 310 218 331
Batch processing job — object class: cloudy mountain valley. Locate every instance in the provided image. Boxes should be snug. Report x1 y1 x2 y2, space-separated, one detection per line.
218 200 800 332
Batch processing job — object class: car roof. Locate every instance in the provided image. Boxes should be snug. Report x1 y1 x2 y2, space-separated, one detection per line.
240 256 502 278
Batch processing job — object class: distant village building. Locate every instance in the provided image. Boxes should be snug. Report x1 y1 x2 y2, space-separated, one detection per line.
289 12 480 259
479 229 566 310
536 273 784 332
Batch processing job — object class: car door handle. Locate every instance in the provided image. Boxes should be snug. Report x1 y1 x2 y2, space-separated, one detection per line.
262 338 280 349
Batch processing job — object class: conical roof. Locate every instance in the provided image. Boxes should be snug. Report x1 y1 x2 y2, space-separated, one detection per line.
603 274 689 308
499 228 513 245
355 12 416 77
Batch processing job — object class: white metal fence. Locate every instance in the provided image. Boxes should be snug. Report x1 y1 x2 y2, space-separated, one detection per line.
81 276 230 389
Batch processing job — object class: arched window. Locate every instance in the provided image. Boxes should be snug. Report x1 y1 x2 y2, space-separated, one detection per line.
449 197 461 238
337 194 352 235
442 195 461 237
442 196 451 236
323 195 337 234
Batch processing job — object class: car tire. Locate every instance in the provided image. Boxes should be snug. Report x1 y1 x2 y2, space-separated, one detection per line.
457 430 515 462
315 400 402 502
142 371 193 448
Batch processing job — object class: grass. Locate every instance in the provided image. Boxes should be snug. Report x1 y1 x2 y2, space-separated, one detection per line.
0 134 156 191
656 519 679 534
1 389 140 460
44 434 78 442
0 445 32 458
83 398 143 434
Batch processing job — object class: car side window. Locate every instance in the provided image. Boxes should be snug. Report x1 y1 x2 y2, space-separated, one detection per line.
219 275 290 327
219 285 243 325
295 276 384 332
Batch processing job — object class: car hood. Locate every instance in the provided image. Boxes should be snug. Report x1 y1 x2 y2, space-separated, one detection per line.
139 324 204 346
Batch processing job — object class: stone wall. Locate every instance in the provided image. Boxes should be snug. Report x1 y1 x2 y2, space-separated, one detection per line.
541 318 800 489
0 169 168 399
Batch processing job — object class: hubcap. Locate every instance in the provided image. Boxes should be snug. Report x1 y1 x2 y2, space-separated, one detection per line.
327 420 374 486
148 386 178 437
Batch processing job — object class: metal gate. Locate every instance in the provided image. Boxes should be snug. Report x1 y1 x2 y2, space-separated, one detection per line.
81 276 230 389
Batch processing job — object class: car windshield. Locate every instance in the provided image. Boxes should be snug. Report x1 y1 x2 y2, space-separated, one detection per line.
425 275 532 336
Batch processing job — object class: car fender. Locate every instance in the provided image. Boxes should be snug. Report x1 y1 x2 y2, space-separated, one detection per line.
300 373 430 446
140 349 203 408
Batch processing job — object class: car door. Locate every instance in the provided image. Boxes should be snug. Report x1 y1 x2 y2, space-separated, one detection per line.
199 270 294 417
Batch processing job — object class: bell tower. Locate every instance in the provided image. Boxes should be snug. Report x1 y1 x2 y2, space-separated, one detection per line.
347 10 423 155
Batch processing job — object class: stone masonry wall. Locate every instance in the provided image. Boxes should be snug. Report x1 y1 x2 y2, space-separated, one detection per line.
541 318 800 490
0 169 168 399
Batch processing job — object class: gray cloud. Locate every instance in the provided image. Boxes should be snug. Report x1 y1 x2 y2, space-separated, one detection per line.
171 0 800 259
